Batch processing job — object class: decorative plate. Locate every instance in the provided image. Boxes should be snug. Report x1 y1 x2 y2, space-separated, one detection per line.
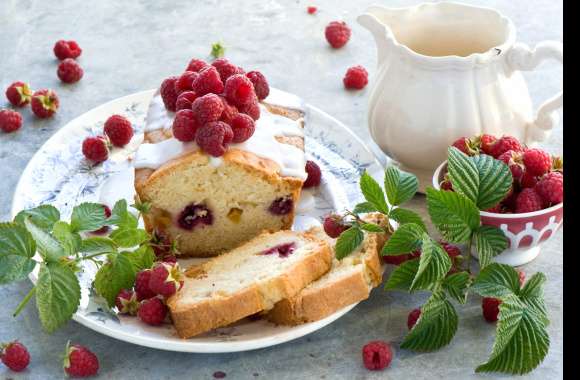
11 89 383 353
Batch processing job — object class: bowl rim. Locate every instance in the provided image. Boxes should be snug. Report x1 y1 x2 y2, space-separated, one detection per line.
432 160 563 219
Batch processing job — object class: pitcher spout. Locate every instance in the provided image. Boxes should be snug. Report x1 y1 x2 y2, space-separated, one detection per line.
357 6 394 66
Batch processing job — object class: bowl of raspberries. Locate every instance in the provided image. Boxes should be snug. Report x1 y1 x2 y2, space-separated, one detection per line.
432 134 563 266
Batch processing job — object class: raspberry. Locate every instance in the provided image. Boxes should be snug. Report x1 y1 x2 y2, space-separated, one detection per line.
219 96 239 124
535 171 564 206
30 89 59 118
224 74 256 106
325 21 351 48
172 109 200 142
485 204 503 213
53 40 82 60
498 150 524 181
212 58 242 82
441 179 453 191
307 6 317 14
82 136 109 163
177 203 213 230
230 113 255 143
479 134 497 155
520 171 538 189
186 58 208 73
322 215 348 238
160 76 179 112
138 297 167 326
175 91 198 111
104 114 133 147
451 136 478 155
192 93 224 124
303 160 322 188
5 81 32 107
238 96 261 120
196 121 233 157
489 136 523 158
362 341 393 371
1 341 30 372
518 270 526 287
343 66 368 90
193 66 224 96
246 71 270 100
0 109 23 133
162 255 178 264
115 289 139 315
149 262 184 297
91 204 111 234
515 188 543 213
440 241 461 258
407 308 421 330
57 58 84 83
482 297 501 323
383 253 413 265
63 343 99 377
174 71 199 94
523 148 552 176
269 196 294 215
135 269 156 301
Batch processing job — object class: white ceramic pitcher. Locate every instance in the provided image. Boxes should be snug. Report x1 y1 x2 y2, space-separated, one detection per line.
358 2 563 191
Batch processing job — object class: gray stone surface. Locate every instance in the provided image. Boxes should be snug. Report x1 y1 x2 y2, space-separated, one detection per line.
0 0 562 379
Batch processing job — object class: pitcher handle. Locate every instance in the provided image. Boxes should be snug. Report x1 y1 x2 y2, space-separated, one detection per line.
507 41 563 144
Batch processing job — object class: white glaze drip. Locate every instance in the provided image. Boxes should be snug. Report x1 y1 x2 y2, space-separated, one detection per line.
134 138 196 169
144 90 175 132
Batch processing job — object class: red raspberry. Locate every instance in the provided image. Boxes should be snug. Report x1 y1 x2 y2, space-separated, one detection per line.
160 76 179 112
238 96 261 120
0 109 23 133
303 160 322 188
441 179 453 191
245 71 270 100
489 136 523 158
175 91 198 111
5 81 32 107
307 6 317 14
149 262 184 297
383 253 412 265
224 74 256 106
212 58 242 82
91 204 111 234
362 341 393 371
482 297 501 323
196 121 234 157
518 270 526 287
135 269 156 301
343 66 368 90
485 204 503 213
407 308 421 330
440 241 461 258
451 136 472 155
535 171 564 206
322 214 348 238
523 148 552 176
186 58 208 73
219 97 239 124
520 171 538 189
57 58 84 83
174 71 199 94
230 113 255 143
192 93 224 124
161 255 178 264
325 21 351 48
1 341 30 372
193 66 224 96
30 89 59 118
515 188 544 213
53 40 82 60
115 289 139 315
63 343 99 377
498 150 524 181
138 297 168 326
104 114 133 147
479 134 497 155
82 136 109 163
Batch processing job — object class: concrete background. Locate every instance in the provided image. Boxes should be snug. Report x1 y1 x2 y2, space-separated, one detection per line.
0 0 563 379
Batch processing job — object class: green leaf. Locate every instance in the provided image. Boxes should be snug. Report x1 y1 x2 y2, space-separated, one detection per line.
360 223 384 233
24 218 66 262
124 245 155 272
360 171 389 214
131 201 151 214
70 202 107 232
108 200 138 229
520 273 549 326
14 205 60 231
447 147 479 203
384 259 421 291
442 271 472 304
471 263 520 299
52 221 82 256
94 253 136 307
473 225 508 269
471 154 513 210
80 237 118 255
0 223 37 284
210 42 225 59
335 227 365 260
410 236 452 291
381 223 424 256
384 166 418 206
35 262 81 333
353 202 377 214
389 207 427 232
401 291 458 351
109 228 150 248
426 188 480 243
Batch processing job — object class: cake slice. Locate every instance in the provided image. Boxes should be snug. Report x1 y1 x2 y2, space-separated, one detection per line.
265 213 389 325
167 230 332 338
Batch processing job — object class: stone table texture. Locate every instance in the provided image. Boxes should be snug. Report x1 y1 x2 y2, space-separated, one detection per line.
0 0 563 379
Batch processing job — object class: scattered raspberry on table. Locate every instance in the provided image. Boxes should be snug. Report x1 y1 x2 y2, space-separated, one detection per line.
0 109 23 133
5 81 32 107
362 340 393 371
1 341 30 372
30 89 59 118
57 58 84 83
63 343 99 378
325 21 351 48
53 40 82 60
343 65 368 90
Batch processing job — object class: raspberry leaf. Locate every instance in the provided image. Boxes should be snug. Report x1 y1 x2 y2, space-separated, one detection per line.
108 200 138 229
24 217 66 262
70 203 108 232
0 223 37 284
109 228 150 248
335 226 364 260
35 262 81 333
471 263 520 299
426 188 479 243
384 259 421 291
442 271 472 304
14 204 60 231
94 253 136 307
353 202 377 214
360 171 389 214
447 147 479 203
473 225 509 269
384 166 418 206
410 236 452 291
124 245 155 272
80 237 118 255
381 223 423 256
471 154 513 210
389 207 427 232
52 221 82 257
359 223 384 233
401 290 458 351
519 273 549 326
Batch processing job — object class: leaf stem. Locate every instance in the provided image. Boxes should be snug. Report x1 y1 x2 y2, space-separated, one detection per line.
465 235 473 274
78 252 108 262
13 286 36 317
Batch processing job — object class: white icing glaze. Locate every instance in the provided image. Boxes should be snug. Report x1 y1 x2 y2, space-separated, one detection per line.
263 87 305 111
144 90 175 132
134 138 196 169
296 189 316 213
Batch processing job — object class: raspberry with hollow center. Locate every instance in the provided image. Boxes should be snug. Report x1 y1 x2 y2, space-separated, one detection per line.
303 160 322 188
195 121 233 157
175 91 198 111
5 81 32 107
115 289 139 315
230 113 255 143
53 40 82 60
193 66 224 96
479 134 497 155
343 66 368 90
246 71 270 100
186 58 208 73
523 148 552 176
224 74 256 106
177 203 213 230
57 58 84 83
212 58 242 82
160 76 179 112
515 188 543 213
362 341 393 371
0 109 23 133
535 171 563 206
82 136 109 163
104 114 133 147
268 196 294 215
172 109 200 142
31 89 59 118
325 21 351 48
174 71 199 94
191 93 224 124
407 308 421 330
498 150 524 181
